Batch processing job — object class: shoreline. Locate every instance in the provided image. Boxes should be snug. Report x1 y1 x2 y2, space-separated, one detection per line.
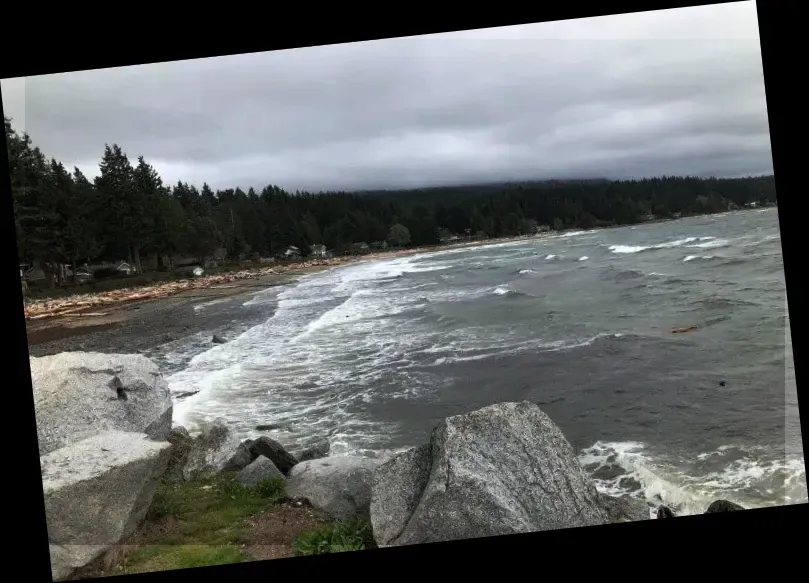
25 206 771 323
24 207 775 354
25 272 309 356
23 233 548 351
24 238 497 355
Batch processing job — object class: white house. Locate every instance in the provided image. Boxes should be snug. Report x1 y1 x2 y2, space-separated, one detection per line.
284 246 301 258
310 244 328 257
116 261 134 275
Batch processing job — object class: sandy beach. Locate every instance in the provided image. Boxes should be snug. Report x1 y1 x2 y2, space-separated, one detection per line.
23 234 546 358
25 268 315 357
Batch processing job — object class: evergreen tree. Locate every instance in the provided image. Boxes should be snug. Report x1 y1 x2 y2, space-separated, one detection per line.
388 223 411 247
6 116 777 285
94 144 148 272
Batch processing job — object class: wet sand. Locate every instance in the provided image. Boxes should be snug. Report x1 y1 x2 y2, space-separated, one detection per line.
24 234 547 358
25 267 325 357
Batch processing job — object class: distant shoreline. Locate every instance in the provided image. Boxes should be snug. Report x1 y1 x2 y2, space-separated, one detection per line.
24 206 774 340
23 235 548 353
22 232 550 323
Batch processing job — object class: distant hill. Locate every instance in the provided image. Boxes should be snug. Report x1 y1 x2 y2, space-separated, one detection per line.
355 178 614 197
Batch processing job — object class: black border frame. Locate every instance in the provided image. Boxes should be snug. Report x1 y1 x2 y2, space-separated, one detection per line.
2 1 804 580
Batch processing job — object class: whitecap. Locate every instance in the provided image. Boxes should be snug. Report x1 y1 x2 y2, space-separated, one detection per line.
609 245 649 254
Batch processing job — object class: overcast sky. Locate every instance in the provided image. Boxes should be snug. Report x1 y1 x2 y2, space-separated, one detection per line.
1 2 769 192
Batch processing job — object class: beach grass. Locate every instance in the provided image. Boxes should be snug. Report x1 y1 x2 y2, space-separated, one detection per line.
292 517 374 556
79 472 373 578
110 473 282 574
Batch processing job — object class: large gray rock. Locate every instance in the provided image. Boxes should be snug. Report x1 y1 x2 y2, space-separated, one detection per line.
705 499 745 513
370 401 609 547
297 438 331 462
222 439 255 472
286 456 379 521
598 494 650 523
237 455 285 487
370 444 432 546
42 431 172 581
162 426 193 483
173 418 242 481
31 352 173 456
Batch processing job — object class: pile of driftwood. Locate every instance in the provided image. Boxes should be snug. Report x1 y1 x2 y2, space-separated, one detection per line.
23 238 523 322
23 258 347 320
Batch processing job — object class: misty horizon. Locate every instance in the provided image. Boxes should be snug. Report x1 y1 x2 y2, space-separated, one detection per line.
2 2 770 194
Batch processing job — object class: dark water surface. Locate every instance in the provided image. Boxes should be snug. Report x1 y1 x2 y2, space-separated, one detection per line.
163 208 804 514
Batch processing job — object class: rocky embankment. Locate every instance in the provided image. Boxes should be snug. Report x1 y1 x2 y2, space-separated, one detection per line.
32 352 744 581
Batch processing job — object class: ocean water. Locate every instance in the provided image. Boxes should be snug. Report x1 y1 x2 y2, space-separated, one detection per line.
162 208 805 516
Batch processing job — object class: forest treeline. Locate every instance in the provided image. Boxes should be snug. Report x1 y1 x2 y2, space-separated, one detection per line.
6 117 776 277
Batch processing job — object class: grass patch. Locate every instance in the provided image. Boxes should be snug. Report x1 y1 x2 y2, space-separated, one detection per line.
120 544 248 574
106 474 287 575
78 473 376 578
293 517 374 556
149 475 285 526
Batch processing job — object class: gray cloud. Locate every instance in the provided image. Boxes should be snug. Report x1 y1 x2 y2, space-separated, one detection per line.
1 2 769 192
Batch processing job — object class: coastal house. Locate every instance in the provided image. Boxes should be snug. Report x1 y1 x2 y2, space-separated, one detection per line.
115 261 134 276
284 246 301 258
310 244 328 258
22 265 46 281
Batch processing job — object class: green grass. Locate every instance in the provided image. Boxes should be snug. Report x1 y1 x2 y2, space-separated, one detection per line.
81 471 377 577
292 517 374 556
149 474 286 525
122 545 248 574
113 474 287 574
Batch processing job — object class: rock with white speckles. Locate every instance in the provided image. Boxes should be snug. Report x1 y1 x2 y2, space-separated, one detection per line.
31 352 172 456
42 431 172 581
286 456 379 520
176 418 242 481
237 455 285 486
598 493 650 523
370 401 609 547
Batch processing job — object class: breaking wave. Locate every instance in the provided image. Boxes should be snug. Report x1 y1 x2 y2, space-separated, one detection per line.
580 441 807 516
608 236 719 255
